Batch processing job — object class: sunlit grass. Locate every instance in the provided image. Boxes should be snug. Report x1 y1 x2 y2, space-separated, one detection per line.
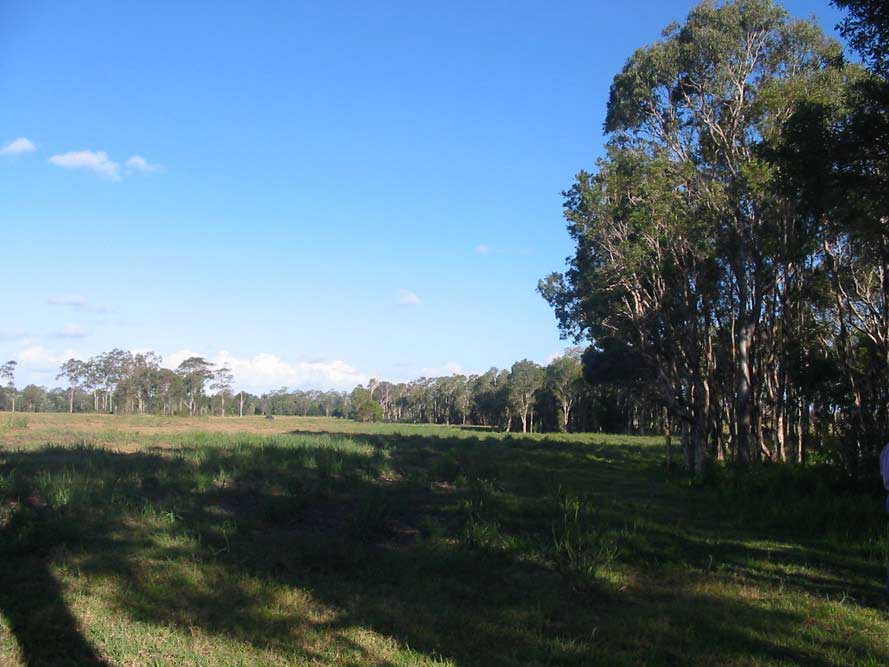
0 414 886 665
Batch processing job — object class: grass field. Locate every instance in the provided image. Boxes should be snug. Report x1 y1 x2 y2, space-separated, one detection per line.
0 414 887 666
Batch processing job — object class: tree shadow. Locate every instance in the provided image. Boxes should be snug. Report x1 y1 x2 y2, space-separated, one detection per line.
0 512 108 665
0 433 886 665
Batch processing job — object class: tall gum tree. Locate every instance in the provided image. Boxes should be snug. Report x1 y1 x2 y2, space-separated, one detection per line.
543 0 843 472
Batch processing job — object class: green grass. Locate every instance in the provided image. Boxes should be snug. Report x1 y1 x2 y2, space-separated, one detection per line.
0 415 887 665
0 415 29 431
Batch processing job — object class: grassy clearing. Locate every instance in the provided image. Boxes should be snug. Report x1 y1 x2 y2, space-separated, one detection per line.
0 414 887 665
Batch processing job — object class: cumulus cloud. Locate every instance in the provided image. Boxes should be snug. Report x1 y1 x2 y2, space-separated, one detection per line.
163 348 204 370
17 346 80 372
163 349 369 392
1 137 36 155
49 150 121 180
475 244 492 255
397 289 422 306
125 155 161 173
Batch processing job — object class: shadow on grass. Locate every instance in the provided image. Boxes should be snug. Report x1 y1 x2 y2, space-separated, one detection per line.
0 535 108 665
0 432 886 665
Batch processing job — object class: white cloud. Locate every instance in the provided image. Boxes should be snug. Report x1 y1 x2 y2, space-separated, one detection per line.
56 324 88 339
475 244 491 255
397 289 422 306
163 349 368 392
1 137 36 155
49 150 121 180
17 346 80 372
125 155 161 173
419 361 465 377
163 348 204 370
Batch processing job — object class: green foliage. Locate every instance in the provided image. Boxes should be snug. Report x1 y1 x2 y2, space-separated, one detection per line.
543 0 889 475
835 0 889 77
355 399 384 422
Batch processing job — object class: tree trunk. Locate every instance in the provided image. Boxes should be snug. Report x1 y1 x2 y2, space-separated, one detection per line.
777 407 786 462
735 319 755 463
692 377 710 477
798 398 806 465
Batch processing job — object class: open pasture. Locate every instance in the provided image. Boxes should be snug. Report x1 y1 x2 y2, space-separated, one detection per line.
0 414 887 666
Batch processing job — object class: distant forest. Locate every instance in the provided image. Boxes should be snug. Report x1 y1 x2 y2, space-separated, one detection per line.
0 348 656 435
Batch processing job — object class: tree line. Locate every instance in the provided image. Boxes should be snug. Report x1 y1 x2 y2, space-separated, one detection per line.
0 349 663 434
540 0 889 475
346 351 658 433
1 352 250 417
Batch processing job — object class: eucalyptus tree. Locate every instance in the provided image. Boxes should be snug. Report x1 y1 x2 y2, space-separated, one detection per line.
375 381 398 420
469 369 499 426
154 368 180 416
545 350 584 432
129 352 162 414
56 358 86 413
176 356 214 416
450 375 473 425
210 366 234 416
835 0 889 77
541 146 720 470
20 384 46 412
542 0 842 473
508 360 544 433
760 0 889 469
81 357 103 412
0 360 16 412
95 349 133 413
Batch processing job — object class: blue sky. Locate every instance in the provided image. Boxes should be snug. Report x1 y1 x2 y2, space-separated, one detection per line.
0 0 845 392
